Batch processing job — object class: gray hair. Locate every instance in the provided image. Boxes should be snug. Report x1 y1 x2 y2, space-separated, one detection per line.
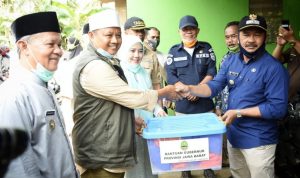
16 35 31 56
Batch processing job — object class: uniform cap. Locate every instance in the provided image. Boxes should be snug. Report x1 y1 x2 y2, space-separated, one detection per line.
124 17 148 30
179 15 198 29
11 12 60 42
239 14 267 31
89 9 120 31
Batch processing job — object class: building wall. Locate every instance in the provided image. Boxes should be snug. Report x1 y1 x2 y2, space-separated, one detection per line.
126 0 248 66
126 0 299 66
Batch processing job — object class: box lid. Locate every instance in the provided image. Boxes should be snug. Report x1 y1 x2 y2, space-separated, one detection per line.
142 113 226 139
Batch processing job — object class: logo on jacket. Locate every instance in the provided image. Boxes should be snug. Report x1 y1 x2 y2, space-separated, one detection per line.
251 68 256 73
167 57 173 65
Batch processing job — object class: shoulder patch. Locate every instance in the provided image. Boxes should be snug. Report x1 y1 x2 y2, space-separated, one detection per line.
210 53 216 61
166 57 173 65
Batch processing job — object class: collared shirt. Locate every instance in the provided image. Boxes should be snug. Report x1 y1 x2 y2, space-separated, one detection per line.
166 41 217 113
0 63 78 178
215 50 239 113
155 50 168 83
141 43 161 86
208 51 289 149
80 60 158 112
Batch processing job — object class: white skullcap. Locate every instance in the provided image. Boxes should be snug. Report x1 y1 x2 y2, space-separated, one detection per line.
89 9 120 31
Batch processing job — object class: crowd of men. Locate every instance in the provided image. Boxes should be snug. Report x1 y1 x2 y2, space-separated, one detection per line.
0 8 299 178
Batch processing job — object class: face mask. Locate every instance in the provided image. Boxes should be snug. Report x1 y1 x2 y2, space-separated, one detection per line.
97 48 113 59
147 39 160 51
183 39 197 48
239 43 266 59
127 63 141 73
28 47 54 82
35 62 55 82
228 45 239 53
238 31 266 59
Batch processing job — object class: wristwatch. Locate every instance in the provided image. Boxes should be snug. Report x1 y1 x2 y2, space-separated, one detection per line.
236 109 242 118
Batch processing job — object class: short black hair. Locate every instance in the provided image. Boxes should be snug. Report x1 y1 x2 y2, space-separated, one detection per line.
224 21 239 30
82 23 89 35
145 27 160 35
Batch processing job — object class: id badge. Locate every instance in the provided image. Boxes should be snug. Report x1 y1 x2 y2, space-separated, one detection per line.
46 110 56 131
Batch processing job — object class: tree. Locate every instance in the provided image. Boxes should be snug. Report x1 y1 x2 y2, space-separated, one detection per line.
0 0 104 48
50 0 104 43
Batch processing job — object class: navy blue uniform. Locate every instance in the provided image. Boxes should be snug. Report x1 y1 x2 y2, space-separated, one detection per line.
208 51 289 149
165 41 217 114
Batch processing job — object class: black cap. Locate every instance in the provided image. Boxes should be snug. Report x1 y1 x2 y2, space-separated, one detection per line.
11 12 60 42
124 17 147 30
239 14 267 31
179 15 198 29
82 23 89 35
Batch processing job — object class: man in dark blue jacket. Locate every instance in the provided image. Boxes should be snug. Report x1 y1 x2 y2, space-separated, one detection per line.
176 14 289 178
165 15 217 178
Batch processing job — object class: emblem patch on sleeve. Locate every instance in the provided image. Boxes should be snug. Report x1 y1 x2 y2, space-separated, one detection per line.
210 53 216 61
166 57 173 65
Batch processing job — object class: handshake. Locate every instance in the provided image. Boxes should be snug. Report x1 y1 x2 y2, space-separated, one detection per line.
158 82 194 101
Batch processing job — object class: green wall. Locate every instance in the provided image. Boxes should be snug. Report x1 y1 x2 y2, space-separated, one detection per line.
127 0 248 66
126 0 300 66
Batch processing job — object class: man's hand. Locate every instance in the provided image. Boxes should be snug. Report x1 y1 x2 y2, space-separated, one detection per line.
175 83 190 98
160 85 183 101
135 117 146 136
221 110 238 125
276 35 287 46
278 26 296 42
186 94 199 102
174 82 198 101
215 108 222 117
174 81 185 88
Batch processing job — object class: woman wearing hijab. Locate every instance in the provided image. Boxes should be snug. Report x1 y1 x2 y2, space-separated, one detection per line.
119 35 167 178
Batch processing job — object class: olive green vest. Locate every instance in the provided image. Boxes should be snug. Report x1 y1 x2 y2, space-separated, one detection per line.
72 45 136 169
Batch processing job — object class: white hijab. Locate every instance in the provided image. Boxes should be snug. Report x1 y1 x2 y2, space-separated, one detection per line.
118 35 152 90
118 35 143 62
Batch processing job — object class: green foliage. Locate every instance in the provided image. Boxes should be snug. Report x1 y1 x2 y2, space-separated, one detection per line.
0 0 104 48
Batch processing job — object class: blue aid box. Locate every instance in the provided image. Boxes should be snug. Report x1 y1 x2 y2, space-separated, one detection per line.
142 113 226 174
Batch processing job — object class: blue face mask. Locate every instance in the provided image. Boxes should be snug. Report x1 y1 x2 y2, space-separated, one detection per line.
28 47 55 82
96 48 113 59
34 62 55 82
127 63 142 73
